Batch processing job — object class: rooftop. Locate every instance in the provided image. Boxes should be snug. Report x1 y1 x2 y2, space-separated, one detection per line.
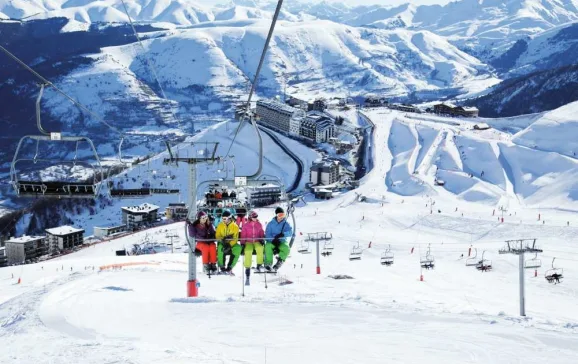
121 203 160 214
6 235 46 244
257 99 297 115
46 226 85 236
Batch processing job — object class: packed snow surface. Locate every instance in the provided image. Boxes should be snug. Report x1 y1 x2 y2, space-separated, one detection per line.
1 109 577 363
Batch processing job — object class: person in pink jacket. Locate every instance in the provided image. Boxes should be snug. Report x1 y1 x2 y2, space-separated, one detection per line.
241 210 265 282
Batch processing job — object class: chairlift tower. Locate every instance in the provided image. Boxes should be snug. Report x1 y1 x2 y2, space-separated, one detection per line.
163 142 220 297
499 238 542 316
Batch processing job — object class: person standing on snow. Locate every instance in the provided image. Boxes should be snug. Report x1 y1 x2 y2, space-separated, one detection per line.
187 211 217 274
241 211 265 282
264 207 293 272
215 210 241 273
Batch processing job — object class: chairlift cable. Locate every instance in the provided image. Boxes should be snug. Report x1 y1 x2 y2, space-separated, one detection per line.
0 44 124 137
223 0 284 168
118 0 183 132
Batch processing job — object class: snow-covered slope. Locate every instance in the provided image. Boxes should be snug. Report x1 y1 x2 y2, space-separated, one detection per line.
1 108 578 363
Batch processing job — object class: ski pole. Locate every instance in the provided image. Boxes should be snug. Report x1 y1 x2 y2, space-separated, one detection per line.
264 270 268 289
242 268 245 297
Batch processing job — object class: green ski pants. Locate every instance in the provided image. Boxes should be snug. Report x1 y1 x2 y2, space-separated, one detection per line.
264 242 289 265
217 242 242 269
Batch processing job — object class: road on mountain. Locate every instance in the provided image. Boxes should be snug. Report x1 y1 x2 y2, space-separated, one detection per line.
258 126 303 193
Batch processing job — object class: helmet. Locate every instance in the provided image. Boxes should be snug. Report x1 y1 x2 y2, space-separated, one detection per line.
249 210 258 219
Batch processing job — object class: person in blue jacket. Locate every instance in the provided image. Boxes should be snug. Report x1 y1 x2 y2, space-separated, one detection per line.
264 206 293 272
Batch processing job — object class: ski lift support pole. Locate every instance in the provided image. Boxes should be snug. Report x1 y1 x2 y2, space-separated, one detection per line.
498 238 542 316
163 142 220 297
316 236 321 275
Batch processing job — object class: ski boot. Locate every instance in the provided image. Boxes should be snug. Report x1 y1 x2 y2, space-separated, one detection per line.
245 268 251 286
202 264 210 274
272 259 284 272
209 263 218 274
264 265 273 272
218 266 228 275
255 264 264 273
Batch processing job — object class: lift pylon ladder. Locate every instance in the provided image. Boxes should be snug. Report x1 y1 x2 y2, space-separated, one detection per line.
11 83 103 198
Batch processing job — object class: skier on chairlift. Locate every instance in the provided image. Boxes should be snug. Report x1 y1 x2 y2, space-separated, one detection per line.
241 210 265 282
187 211 217 274
264 207 293 272
215 210 241 273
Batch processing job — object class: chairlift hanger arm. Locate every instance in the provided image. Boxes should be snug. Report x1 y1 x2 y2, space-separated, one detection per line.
224 0 285 178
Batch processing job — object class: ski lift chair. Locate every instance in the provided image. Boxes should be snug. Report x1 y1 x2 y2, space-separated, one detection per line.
466 248 478 266
476 251 492 272
380 245 394 266
524 252 542 269
297 241 311 254
420 254 435 269
545 257 563 284
11 84 103 198
322 240 334 256
420 245 435 269
349 242 363 261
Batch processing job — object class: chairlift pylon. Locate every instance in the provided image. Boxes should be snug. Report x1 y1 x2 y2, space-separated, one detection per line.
10 83 103 198
380 244 394 266
545 257 563 284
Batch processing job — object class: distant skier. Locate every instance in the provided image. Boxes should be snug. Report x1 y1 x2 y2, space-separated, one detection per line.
187 211 217 274
264 207 293 272
215 210 241 273
241 211 265 283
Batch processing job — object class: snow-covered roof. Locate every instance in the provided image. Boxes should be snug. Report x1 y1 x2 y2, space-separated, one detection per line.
46 226 84 236
94 225 125 231
122 203 160 214
257 99 297 115
5 235 45 244
462 106 479 112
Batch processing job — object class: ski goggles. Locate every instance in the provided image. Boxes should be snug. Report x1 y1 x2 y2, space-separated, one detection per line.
276 212 286 218
222 216 231 221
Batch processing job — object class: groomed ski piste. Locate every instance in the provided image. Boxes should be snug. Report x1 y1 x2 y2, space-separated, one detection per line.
2 108 578 364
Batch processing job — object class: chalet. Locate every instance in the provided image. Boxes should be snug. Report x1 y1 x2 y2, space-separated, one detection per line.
473 123 490 130
433 103 479 117
389 103 421 113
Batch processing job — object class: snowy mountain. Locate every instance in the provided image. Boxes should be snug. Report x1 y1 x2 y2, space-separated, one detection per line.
467 63 578 117
492 21 578 76
14 17 495 133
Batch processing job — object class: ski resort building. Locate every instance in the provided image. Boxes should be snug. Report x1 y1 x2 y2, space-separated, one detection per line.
0 247 7 267
310 160 340 186
165 203 188 220
433 103 479 117
93 225 126 239
4 235 48 264
300 114 336 143
256 99 304 135
121 203 160 230
46 226 85 254
245 185 282 207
